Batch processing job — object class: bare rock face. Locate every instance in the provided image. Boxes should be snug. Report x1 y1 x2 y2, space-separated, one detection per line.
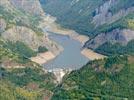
0 0 62 56
0 0 11 6
2 26 43 50
92 0 117 26
92 0 134 27
0 18 6 33
85 29 134 49
1 26 62 55
10 0 44 16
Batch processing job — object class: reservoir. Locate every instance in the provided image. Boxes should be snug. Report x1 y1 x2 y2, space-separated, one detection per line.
44 32 89 70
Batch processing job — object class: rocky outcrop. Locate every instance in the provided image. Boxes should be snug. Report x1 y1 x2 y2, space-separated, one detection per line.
85 29 134 49
0 18 6 33
71 0 80 6
1 26 46 50
0 0 12 7
92 0 117 26
92 0 134 27
0 0 63 56
1 26 62 55
10 0 45 16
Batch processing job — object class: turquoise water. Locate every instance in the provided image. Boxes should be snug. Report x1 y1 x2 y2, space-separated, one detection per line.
44 32 89 70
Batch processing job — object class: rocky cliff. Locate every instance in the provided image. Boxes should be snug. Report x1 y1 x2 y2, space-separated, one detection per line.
10 0 45 16
2 25 48 50
85 29 134 49
92 0 134 27
0 0 62 56
0 18 6 33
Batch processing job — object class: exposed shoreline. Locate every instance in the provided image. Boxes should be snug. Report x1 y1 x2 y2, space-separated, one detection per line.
47 23 106 60
30 51 56 65
46 23 89 45
32 16 106 66
81 48 106 60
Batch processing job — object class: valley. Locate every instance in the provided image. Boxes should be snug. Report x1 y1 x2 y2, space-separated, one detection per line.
31 15 106 70
0 0 134 100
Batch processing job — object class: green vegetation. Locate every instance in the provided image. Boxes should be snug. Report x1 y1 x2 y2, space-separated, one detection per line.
52 56 134 100
128 19 134 30
95 40 134 56
40 0 134 37
0 67 55 90
0 5 43 36
0 39 20 63
0 80 41 100
0 38 56 100
0 66 56 100
1 1 134 99
40 0 105 36
109 0 134 14
40 0 134 57
3 41 37 58
0 38 36 64
38 46 48 53
94 13 134 36
1 40 48 62
104 56 127 69
0 6 14 23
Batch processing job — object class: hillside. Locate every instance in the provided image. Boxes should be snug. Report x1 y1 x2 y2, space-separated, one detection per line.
0 0 41 65
40 0 134 36
0 1 58 99
40 0 134 56
0 66 56 100
0 0 62 57
1 0 134 100
52 55 134 100
0 37 57 100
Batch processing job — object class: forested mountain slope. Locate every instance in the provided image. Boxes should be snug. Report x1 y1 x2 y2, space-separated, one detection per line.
40 0 134 36
52 55 134 100
0 1 57 99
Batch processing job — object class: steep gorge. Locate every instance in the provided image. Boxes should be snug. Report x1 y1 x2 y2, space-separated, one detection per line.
0 0 134 100
40 0 134 56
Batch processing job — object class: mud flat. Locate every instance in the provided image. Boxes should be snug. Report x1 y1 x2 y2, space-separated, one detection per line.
30 51 55 65
43 22 89 45
75 35 89 45
81 48 106 60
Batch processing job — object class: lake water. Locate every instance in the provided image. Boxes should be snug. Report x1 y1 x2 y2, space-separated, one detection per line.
43 32 89 70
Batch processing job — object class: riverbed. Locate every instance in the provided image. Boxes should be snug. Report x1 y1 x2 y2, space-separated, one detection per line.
43 32 89 70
